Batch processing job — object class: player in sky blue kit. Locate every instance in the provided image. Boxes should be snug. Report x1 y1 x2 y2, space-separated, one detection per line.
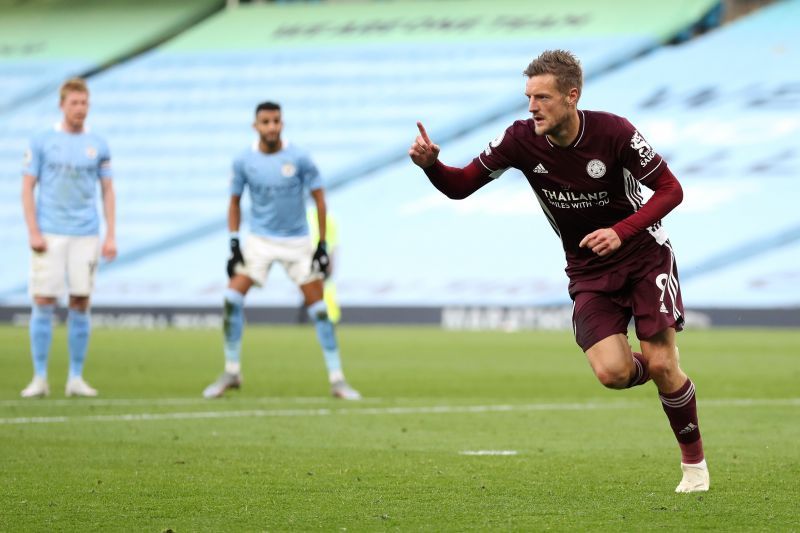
203 101 361 400
20 77 117 398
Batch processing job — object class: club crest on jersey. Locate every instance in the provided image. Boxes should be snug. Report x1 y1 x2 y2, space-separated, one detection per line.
484 131 506 156
86 146 97 159
281 163 296 178
630 130 656 166
586 159 606 178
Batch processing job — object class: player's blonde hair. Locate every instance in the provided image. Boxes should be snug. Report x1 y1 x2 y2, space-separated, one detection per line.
523 50 583 101
59 77 89 102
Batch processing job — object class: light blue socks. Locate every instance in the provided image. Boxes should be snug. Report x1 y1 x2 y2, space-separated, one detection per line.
29 304 55 378
307 300 343 382
223 288 245 374
67 309 91 379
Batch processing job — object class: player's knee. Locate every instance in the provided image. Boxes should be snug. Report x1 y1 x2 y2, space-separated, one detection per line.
646 356 677 381
68 296 90 312
594 367 629 389
306 300 329 322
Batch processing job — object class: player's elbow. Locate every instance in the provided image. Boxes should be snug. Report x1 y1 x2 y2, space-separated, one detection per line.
673 182 684 206
443 189 471 200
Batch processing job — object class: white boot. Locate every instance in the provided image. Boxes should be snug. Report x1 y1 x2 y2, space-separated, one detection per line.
675 459 710 493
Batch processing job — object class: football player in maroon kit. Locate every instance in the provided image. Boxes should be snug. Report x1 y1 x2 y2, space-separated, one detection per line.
409 49 708 493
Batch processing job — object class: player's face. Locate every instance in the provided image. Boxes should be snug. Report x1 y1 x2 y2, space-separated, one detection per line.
525 74 576 139
254 110 283 149
60 91 89 132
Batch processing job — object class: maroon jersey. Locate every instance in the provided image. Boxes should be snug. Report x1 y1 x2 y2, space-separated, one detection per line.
475 110 669 279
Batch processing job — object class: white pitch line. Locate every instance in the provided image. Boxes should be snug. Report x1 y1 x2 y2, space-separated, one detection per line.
0 398 798 426
0 396 383 408
460 450 518 456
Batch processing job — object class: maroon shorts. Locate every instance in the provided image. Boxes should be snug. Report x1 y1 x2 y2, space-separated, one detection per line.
569 241 685 352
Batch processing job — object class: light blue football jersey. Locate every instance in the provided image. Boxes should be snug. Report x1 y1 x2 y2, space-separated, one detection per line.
231 142 323 238
23 124 112 236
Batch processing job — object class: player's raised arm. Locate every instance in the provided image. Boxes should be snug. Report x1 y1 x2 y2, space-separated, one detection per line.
408 122 440 169
409 122 493 200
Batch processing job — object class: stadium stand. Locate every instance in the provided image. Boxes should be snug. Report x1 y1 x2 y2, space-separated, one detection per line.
0 0 223 114
2 0 753 316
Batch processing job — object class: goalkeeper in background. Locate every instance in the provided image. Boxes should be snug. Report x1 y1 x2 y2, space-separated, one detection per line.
203 101 361 400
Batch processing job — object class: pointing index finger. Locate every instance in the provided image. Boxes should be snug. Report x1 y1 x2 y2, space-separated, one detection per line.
417 121 432 145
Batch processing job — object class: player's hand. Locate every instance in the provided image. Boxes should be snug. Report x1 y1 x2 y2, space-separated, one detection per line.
408 121 440 169
227 236 245 278
29 232 47 253
101 236 117 262
579 228 621 257
312 240 330 278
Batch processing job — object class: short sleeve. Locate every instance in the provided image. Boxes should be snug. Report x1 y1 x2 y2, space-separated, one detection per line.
98 138 112 179
473 125 516 179
22 136 41 179
616 118 665 183
300 152 323 191
230 157 246 196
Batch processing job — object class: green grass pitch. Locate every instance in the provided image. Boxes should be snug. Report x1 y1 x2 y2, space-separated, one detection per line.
1 325 798 531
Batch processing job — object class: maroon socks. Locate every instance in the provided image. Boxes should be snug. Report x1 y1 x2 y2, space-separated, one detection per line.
659 378 704 463
626 352 651 388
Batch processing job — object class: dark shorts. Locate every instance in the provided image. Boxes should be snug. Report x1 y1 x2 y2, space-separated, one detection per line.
569 241 685 352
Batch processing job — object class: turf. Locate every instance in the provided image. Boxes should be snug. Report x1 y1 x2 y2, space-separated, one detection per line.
1 325 798 531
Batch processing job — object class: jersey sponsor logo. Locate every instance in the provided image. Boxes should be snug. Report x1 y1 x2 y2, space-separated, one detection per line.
630 130 656 167
44 162 98 175
281 163 296 178
533 163 548 174
86 146 97 159
541 188 610 209
586 159 606 178
484 131 506 156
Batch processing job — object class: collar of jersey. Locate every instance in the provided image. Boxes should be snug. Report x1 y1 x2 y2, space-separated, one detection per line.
251 139 291 153
53 122 91 133
543 109 585 150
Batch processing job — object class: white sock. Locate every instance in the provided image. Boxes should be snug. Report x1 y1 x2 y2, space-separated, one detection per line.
225 361 241 374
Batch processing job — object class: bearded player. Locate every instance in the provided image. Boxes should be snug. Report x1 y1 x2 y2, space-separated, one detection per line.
409 50 708 493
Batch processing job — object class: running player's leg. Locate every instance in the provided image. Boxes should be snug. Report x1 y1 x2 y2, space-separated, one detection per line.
574 292 650 389
641 328 707 492
634 243 707 492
